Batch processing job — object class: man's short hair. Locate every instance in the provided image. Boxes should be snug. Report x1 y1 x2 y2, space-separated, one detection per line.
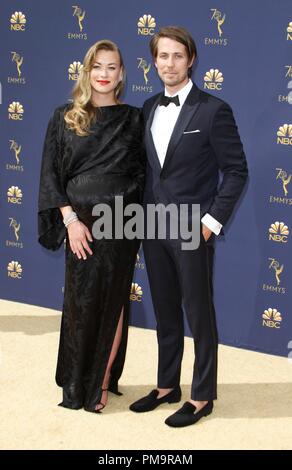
150 26 197 61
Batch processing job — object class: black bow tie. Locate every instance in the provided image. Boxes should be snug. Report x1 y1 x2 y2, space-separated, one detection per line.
159 94 180 107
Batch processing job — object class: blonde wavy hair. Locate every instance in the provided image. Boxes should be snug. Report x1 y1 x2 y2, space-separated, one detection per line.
64 40 125 136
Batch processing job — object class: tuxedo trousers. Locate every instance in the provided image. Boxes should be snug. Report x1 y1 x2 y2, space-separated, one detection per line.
143 233 218 400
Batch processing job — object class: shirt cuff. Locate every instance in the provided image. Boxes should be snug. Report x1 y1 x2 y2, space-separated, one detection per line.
201 213 222 236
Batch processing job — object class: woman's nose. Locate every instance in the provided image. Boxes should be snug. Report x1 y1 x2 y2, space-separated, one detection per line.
100 68 108 77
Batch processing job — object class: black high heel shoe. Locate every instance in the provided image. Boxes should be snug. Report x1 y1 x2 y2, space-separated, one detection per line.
84 388 108 414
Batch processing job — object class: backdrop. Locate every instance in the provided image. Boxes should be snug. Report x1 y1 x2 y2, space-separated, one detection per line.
1 0 291 357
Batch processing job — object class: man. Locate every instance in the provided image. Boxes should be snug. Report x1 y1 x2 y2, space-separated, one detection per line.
129 26 248 427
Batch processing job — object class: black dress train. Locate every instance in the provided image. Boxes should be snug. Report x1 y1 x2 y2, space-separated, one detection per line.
38 104 145 411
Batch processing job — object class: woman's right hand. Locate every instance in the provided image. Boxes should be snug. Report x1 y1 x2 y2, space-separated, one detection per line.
67 220 93 260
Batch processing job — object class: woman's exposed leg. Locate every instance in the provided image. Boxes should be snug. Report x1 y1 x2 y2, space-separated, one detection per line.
95 307 124 411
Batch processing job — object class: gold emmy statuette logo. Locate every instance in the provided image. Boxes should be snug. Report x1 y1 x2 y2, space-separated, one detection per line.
276 168 291 196
7 186 23 204
9 218 21 241
72 6 85 32
68 61 83 80
132 58 153 93
6 217 23 248
7 261 22 279
269 221 289 243
137 58 151 84
278 66 292 103
205 9 227 46
8 101 24 120
137 14 156 36
10 12 26 31
277 124 292 145
9 140 22 164
135 251 145 270
211 9 225 37
11 52 23 77
268 258 284 286
130 282 143 301
287 21 292 40
204 68 224 90
285 65 292 78
262 257 286 294
262 308 282 329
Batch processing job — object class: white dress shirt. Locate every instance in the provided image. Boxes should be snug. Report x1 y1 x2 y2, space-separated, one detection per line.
151 79 222 235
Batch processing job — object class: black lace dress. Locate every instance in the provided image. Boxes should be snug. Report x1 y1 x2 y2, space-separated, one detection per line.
38 104 145 411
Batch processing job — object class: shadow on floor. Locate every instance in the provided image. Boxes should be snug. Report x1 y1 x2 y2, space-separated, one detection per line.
0 315 61 335
69 382 292 419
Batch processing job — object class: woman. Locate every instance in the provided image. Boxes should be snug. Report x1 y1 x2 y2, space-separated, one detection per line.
38 40 145 413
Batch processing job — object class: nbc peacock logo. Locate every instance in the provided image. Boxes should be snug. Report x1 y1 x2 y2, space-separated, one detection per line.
137 14 156 36
7 186 23 204
262 308 282 329
68 61 83 80
10 12 26 31
277 124 292 145
287 21 292 40
130 282 143 301
8 101 24 120
269 221 289 243
7 261 23 279
204 68 224 91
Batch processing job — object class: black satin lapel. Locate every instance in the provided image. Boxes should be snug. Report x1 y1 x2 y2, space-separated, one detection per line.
162 100 201 172
145 94 162 171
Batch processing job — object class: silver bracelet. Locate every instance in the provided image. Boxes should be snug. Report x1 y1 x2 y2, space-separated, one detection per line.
63 211 78 228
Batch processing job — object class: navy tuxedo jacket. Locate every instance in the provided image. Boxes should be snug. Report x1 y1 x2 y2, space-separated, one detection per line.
143 84 248 227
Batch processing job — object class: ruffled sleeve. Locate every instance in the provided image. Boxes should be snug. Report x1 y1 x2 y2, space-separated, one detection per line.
38 106 70 250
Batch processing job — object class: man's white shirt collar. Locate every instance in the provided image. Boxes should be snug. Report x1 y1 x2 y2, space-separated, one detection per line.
164 79 193 107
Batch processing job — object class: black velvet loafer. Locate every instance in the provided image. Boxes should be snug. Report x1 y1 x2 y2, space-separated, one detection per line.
165 400 213 427
129 386 182 413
